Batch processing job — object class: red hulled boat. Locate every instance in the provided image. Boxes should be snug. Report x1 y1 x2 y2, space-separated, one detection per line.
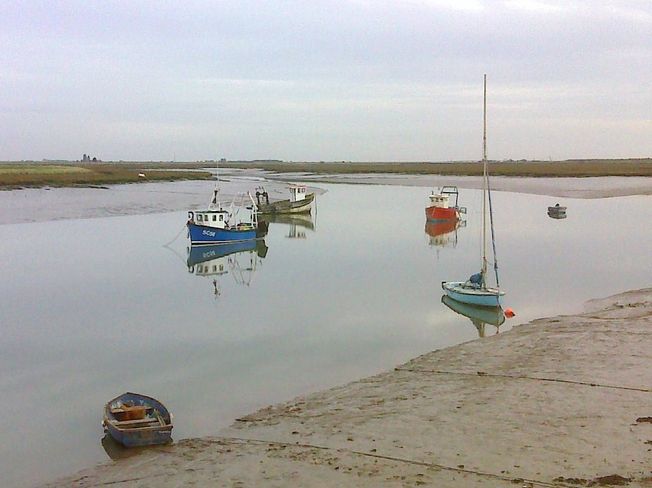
425 186 466 221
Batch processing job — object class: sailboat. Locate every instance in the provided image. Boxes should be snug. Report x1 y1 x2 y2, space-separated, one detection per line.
441 75 505 308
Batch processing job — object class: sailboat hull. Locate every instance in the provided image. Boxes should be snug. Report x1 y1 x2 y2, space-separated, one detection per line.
441 281 504 308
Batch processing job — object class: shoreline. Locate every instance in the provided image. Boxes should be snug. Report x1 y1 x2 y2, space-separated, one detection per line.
44 287 652 487
1 173 651 226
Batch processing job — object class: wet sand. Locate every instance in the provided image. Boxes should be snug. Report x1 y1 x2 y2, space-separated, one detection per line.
44 288 652 487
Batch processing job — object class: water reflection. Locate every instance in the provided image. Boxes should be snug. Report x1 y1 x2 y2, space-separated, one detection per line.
266 213 316 239
187 240 268 297
424 219 466 248
100 434 148 461
441 295 505 337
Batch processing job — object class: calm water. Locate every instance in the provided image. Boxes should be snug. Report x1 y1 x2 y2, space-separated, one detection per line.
1 182 651 487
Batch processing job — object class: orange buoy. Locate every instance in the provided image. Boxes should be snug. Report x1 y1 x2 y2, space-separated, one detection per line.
504 308 515 318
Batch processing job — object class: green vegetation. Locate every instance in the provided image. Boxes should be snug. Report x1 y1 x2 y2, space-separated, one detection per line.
0 163 212 188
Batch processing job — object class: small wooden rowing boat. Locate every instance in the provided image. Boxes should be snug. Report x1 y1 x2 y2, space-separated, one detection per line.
103 392 173 447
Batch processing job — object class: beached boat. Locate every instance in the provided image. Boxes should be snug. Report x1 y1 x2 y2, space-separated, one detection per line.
425 186 466 221
102 392 173 447
442 75 505 308
255 185 314 214
442 295 505 337
187 188 264 245
547 203 567 219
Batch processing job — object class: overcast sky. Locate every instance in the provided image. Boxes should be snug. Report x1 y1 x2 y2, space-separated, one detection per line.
1 0 651 162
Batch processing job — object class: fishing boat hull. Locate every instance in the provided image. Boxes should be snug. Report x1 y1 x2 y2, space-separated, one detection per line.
441 281 504 308
103 392 173 448
187 223 257 245
425 206 459 221
258 193 314 214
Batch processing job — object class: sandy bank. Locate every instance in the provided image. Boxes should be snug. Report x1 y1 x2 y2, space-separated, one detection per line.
261 173 652 199
45 288 652 487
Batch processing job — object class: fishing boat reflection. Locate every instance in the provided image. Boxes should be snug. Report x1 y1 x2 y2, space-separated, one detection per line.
266 213 315 239
441 295 505 337
187 240 268 297
425 219 466 248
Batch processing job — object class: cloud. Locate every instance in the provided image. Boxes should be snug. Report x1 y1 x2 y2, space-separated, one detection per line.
0 0 651 160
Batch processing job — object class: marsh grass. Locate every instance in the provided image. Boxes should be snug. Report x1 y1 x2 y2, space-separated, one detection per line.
2 158 651 188
0 163 212 188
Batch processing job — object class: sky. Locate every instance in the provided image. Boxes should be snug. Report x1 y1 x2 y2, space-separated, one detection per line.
1 0 651 162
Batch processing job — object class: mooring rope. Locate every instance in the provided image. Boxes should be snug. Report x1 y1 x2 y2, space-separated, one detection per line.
162 224 188 247
394 368 652 393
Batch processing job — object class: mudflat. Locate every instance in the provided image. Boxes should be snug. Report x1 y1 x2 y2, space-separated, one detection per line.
221 158 652 177
44 288 652 487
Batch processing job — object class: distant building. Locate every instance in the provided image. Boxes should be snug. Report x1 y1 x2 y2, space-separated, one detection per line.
81 153 100 162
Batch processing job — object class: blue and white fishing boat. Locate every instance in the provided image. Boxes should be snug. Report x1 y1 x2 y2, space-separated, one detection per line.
102 392 173 447
442 75 505 308
187 187 263 246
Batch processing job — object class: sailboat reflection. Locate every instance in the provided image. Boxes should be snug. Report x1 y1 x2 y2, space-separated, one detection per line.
425 219 466 248
441 295 505 337
266 213 315 239
187 240 268 297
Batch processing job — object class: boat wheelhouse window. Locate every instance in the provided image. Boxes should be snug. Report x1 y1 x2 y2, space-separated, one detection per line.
219 215 224 221
212 215 217 222
197 214 203 222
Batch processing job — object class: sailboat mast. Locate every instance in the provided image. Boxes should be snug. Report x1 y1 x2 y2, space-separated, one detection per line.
481 74 488 284
483 74 487 163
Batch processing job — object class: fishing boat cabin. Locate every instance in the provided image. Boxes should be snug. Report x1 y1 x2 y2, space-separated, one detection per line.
187 189 258 231
289 185 309 203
